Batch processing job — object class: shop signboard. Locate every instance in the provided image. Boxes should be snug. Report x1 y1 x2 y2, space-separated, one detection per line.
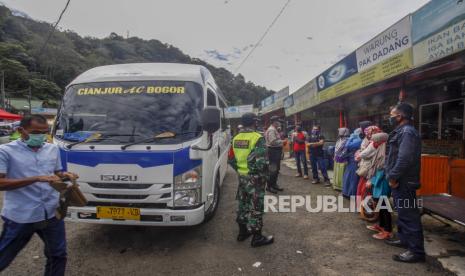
261 95 275 109
285 79 318 116
356 16 412 72
317 53 358 92
315 17 414 105
275 86 290 100
261 86 290 113
283 95 294 109
224 105 254 119
316 49 413 105
412 0 465 66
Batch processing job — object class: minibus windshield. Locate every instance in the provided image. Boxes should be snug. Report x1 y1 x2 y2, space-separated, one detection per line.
55 81 204 144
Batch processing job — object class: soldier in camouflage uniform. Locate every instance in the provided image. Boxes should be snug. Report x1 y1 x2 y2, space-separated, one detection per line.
228 113 274 247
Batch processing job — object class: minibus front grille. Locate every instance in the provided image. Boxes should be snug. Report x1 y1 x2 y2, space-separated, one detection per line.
87 201 168 209
88 183 154 190
93 194 149 200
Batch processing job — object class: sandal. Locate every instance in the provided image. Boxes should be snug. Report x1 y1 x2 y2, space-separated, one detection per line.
366 224 383 232
373 231 393 240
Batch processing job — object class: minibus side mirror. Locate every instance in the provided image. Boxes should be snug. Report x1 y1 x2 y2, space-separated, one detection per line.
201 107 220 134
191 107 220 151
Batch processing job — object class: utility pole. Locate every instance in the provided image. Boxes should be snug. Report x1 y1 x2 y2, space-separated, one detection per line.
1 71 5 110
28 86 32 114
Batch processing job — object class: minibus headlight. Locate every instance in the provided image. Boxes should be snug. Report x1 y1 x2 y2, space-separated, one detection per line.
174 190 200 207
174 166 202 207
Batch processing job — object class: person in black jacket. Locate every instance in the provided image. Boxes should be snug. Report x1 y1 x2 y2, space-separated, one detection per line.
384 102 425 263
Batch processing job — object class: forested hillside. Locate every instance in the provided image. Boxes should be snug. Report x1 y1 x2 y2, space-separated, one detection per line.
0 5 273 107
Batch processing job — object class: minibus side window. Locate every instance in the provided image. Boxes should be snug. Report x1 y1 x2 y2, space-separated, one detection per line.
207 89 217 106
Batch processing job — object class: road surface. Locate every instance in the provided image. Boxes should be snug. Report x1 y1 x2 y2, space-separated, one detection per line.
0 165 456 275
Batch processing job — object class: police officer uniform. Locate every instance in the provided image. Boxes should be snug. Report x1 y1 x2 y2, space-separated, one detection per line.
228 113 274 247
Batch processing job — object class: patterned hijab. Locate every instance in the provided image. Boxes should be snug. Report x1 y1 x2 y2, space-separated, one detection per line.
335 127 350 161
364 126 382 140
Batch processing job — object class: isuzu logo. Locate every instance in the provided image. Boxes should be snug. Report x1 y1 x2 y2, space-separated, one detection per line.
100 175 138 182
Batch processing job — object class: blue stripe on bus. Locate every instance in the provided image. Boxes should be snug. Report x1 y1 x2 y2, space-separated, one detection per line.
59 147 201 176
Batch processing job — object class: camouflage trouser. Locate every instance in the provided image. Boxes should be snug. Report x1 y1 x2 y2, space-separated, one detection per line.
236 174 266 233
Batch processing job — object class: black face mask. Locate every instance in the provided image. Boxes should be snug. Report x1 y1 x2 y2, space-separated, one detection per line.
389 115 400 126
359 133 365 139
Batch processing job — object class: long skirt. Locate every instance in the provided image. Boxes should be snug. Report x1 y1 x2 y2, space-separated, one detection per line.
333 162 346 191
356 177 368 208
342 158 359 197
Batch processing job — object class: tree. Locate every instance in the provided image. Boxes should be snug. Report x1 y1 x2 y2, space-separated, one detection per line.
0 5 274 106
29 78 61 100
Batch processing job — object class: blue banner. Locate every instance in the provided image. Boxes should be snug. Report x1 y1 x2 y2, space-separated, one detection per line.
412 0 465 44
316 52 358 92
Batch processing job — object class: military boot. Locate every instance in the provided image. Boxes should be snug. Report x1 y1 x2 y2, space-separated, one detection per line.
251 231 274 247
237 223 252 242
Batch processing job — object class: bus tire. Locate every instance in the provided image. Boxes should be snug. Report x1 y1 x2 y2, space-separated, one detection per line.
204 171 220 222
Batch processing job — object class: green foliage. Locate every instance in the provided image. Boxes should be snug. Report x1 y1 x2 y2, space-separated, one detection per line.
0 58 29 90
29 78 61 99
0 5 273 106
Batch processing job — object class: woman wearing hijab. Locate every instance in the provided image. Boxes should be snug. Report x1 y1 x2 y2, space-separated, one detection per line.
355 126 382 204
333 128 350 190
363 132 392 240
342 128 362 197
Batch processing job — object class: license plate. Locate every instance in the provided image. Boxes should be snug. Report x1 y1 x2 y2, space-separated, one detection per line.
96 206 141 220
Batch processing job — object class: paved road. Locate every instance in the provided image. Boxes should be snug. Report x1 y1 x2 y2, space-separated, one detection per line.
0 165 455 275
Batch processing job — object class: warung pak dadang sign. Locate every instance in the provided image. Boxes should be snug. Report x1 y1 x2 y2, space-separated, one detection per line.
356 16 412 72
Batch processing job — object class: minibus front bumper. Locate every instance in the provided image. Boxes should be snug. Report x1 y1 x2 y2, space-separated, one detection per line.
65 204 205 226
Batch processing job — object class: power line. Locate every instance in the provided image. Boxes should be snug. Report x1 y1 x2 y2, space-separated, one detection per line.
37 0 72 57
233 0 291 74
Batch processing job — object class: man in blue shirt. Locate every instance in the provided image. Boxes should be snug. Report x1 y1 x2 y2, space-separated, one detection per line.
384 103 425 263
0 115 77 275
307 125 330 185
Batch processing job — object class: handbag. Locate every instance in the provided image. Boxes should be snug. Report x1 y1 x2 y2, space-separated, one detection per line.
50 179 88 220
356 160 369 177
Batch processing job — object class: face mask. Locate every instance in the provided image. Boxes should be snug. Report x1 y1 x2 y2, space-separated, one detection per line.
389 115 400 126
312 130 320 135
359 133 365 139
25 134 47 147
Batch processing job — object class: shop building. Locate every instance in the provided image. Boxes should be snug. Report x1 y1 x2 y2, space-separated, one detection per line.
280 0 465 198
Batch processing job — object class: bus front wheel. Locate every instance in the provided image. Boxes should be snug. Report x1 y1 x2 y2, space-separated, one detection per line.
204 171 220 222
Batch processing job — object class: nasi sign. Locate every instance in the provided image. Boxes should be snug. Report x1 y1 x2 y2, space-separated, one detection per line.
76 86 186 96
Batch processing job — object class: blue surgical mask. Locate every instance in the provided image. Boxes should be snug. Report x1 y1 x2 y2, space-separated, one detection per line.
25 134 47 147
311 130 320 135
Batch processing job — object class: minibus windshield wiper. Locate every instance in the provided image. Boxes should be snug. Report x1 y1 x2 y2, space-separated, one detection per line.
121 131 198 150
66 133 139 149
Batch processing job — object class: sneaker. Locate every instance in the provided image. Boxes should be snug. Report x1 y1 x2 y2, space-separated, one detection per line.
295 174 302 177
373 231 393 240
312 179 320 184
303 175 309 179
366 224 383 232
392 250 425 263
324 179 331 186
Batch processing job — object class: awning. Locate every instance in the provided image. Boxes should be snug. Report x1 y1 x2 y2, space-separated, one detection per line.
0 109 22 120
